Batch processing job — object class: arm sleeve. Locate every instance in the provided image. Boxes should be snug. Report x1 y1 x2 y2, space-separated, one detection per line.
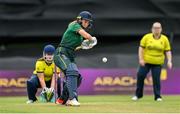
140 35 147 48
35 61 44 73
164 37 171 51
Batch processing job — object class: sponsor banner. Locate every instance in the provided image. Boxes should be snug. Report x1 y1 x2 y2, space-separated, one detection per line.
78 69 180 95
0 70 32 96
0 69 179 96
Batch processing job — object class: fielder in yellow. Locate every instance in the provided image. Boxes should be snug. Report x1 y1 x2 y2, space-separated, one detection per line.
132 22 172 101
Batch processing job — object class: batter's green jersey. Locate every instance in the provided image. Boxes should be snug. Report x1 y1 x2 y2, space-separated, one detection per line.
59 21 83 50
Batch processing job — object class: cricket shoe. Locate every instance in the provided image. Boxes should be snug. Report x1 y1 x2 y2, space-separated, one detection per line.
26 99 36 104
56 98 64 104
131 96 139 101
66 98 80 106
156 98 162 101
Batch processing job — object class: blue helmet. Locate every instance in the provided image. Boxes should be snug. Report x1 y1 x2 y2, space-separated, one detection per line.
77 11 93 21
43 45 55 55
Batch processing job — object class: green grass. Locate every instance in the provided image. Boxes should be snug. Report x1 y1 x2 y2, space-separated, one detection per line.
0 95 179 113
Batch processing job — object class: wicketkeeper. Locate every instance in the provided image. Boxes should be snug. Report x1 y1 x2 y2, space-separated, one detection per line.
26 45 61 104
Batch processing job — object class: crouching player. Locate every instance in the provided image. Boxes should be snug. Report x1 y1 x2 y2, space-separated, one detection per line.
26 45 61 104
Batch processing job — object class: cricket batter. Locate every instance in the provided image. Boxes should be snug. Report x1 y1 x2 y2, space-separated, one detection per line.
26 45 61 103
54 11 97 106
132 22 172 101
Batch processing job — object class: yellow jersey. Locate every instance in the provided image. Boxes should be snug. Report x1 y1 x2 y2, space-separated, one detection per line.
140 33 171 65
33 58 60 81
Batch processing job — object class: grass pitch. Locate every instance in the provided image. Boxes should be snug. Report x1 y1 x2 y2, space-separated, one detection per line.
0 95 179 113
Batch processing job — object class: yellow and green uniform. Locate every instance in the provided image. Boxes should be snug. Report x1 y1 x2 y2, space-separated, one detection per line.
140 33 171 65
33 58 60 81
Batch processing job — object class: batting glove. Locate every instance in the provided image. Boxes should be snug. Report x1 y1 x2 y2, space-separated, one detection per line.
81 40 92 49
89 37 97 47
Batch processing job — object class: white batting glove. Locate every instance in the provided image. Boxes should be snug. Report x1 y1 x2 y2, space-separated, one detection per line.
81 37 97 50
81 40 93 50
89 37 97 47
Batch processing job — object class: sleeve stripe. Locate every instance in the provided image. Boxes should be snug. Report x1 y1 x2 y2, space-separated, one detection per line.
165 50 171 52
140 45 145 48
36 71 44 73
76 28 82 33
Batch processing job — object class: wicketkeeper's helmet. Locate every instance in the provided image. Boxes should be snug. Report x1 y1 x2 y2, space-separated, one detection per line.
43 45 55 55
43 45 55 63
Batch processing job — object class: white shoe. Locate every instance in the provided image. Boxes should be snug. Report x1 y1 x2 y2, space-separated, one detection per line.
66 98 80 106
156 98 162 101
26 100 34 104
132 96 139 101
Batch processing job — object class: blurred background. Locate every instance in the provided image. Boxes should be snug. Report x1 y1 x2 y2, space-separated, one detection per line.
0 0 180 96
